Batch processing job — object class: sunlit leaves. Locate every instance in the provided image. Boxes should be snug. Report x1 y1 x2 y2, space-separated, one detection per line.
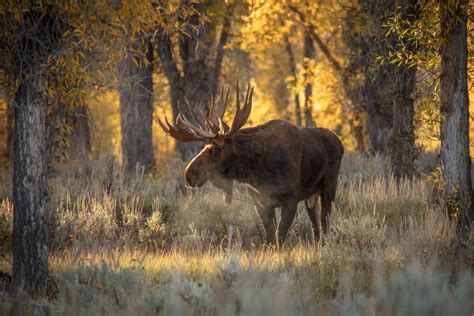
239 0 351 140
0 0 166 110
382 2 441 71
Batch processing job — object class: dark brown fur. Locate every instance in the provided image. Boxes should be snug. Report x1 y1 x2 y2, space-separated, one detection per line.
185 120 344 245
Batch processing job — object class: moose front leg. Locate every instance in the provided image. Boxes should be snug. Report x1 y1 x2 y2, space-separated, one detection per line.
255 205 277 245
277 199 298 246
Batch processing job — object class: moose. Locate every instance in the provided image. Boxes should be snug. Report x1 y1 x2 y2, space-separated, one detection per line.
158 84 344 245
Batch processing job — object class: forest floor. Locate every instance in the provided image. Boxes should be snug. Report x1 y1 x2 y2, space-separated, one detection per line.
0 152 473 315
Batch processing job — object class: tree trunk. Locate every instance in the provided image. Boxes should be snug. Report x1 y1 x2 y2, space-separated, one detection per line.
70 105 92 161
343 0 414 156
119 36 155 173
349 115 366 152
365 108 392 154
362 59 394 155
284 36 302 126
388 0 419 179
303 30 316 127
5 99 14 162
13 81 49 295
46 102 69 165
10 7 62 296
7 104 13 161
439 0 472 238
390 65 416 178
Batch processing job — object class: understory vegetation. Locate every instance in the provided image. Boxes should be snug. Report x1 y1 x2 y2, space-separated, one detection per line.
0 152 473 315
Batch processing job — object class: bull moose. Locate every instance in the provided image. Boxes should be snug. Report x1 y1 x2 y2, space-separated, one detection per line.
157 84 344 245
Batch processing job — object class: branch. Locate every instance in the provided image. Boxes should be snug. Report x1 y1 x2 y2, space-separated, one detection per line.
284 35 298 81
288 5 342 72
214 5 231 81
156 31 181 83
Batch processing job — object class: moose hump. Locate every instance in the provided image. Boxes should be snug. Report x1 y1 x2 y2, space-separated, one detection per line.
229 120 299 183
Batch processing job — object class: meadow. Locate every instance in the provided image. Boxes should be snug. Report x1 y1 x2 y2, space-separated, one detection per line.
0 152 473 315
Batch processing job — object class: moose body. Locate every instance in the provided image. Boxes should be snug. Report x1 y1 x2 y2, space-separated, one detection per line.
158 84 344 245
186 120 343 244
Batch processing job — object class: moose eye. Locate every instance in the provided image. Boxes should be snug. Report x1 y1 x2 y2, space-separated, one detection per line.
211 147 221 157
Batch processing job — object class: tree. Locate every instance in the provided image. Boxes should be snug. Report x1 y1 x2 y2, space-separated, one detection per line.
302 29 316 127
439 0 472 239
385 1 419 179
156 1 231 158
0 94 14 162
119 36 155 173
342 0 418 178
8 6 60 295
342 1 395 155
284 35 302 126
46 103 92 164
1 0 158 295
287 3 342 128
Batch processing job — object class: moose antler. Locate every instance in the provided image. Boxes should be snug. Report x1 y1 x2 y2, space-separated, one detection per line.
157 83 254 142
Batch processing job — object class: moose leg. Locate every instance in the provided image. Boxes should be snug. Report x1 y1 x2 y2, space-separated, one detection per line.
255 205 277 244
305 193 321 243
278 200 298 246
320 162 340 239
320 193 332 237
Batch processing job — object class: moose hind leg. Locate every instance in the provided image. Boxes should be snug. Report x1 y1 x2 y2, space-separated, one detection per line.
255 205 277 245
305 193 321 243
320 193 332 237
277 200 298 246
321 163 340 238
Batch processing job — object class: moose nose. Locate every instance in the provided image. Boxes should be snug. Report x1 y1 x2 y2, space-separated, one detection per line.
185 169 202 188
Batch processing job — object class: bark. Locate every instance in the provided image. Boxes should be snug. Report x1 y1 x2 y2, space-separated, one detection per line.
119 36 155 173
0 95 13 163
10 7 63 296
439 0 472 238
13 75 49 296
70 105 92 160
390 65 416 178
6 99 14 161
284 36 302 126
303 30 316 127
389 0 419 179
364 86 392 154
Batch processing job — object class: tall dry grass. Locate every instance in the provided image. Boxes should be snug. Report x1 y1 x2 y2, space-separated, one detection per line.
0 152 472 315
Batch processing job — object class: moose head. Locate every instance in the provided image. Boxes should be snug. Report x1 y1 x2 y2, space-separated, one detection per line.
157 83 254 200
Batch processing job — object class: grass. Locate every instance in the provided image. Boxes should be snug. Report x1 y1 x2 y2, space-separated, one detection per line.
0 152 473 315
